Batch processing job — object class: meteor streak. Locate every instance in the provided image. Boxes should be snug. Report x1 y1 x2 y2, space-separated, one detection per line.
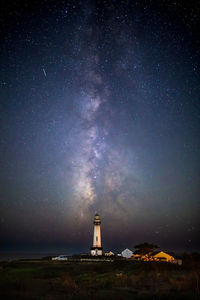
42 67 46 77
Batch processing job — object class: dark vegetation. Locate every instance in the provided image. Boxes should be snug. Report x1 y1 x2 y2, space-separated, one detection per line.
0 258 199 299
134 242 159 255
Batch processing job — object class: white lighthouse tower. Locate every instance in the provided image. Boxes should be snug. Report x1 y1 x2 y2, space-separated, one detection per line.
91 213 103 256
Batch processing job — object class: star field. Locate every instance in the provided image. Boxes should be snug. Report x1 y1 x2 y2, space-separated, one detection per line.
0 0 200 253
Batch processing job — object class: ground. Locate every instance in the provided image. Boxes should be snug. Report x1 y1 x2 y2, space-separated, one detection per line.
0 259 199 299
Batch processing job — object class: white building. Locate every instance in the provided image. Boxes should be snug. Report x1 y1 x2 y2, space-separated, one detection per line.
91 213 103 256
121 248 133 258
52 255 68 261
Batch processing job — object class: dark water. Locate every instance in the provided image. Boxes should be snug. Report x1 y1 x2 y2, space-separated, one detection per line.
0 253 60 261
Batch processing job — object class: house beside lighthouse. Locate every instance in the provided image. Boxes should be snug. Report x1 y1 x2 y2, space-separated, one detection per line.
91 213 103 256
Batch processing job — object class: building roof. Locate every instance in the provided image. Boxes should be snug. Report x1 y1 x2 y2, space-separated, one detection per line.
151 251 175 260
151 251 173 257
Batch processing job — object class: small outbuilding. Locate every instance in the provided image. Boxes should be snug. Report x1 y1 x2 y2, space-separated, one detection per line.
151 251 175 262
104 251 115 256
121 248 133 258
52 255 68 261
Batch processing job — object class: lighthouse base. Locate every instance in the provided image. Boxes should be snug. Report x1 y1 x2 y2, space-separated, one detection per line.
91 247 103 256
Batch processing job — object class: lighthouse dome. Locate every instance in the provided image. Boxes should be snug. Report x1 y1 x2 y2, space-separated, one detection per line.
94 213 101 224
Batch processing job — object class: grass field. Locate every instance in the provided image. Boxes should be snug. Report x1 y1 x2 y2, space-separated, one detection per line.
0 259 199 299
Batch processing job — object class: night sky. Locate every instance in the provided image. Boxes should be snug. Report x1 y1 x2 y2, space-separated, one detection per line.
0 0 200 254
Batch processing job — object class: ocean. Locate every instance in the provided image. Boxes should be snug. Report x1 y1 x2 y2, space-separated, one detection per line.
0 252 60 261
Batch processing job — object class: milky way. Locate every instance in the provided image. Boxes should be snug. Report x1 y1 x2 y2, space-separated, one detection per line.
63 3 144 223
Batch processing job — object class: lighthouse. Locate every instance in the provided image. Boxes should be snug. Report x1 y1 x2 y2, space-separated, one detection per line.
91 213 103 256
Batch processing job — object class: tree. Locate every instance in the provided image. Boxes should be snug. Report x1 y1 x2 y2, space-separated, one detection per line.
134 242 159 255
